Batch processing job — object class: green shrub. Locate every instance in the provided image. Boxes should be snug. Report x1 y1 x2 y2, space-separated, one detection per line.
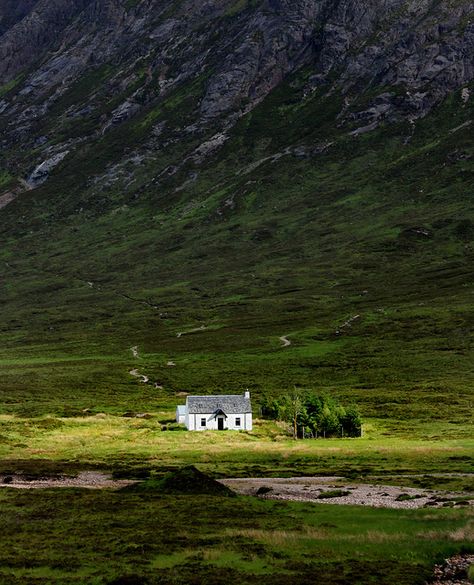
318 490 351 499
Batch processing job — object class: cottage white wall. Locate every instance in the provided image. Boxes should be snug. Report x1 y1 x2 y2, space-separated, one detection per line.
193 413 218 431
187 412 252 431
185 412 194 430
227 414 250 430
176 407 186 424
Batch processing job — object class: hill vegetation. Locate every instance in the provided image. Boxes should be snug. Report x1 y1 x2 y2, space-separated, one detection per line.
0 78 473 436
0 1 472 436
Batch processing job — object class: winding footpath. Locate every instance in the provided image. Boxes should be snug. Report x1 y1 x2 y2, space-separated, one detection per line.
129 346 149 383
176 325 207 338
128 346 164 387
129 368 149 384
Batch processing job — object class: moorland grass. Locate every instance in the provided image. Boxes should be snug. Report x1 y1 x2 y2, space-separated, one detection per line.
0 487 471 585
0 415 472 485
1 73 474 432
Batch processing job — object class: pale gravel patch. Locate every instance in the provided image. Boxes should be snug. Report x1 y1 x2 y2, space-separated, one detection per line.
0 471 136 490
219 477 474 510
431 554 474 585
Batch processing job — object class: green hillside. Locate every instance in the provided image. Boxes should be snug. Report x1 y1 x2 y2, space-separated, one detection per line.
0 69 473 439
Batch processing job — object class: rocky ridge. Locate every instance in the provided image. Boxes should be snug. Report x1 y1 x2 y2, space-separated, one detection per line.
1 0 474 201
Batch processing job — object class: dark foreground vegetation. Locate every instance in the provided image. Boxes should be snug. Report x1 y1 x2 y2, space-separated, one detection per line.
0 478 472 585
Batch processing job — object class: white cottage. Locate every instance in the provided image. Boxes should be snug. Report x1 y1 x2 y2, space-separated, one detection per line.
176 391 252 431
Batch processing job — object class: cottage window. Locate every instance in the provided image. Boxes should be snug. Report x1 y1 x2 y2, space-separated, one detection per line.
235 417 241 426
201 418 206 427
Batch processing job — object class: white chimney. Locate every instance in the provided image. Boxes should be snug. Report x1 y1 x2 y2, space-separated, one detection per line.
244 390 250 399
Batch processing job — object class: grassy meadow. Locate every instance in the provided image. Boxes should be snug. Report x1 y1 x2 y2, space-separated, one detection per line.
0 414 472 482
0 330 472 483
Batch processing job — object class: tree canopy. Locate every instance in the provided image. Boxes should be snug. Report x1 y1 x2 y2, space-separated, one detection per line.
260 392 362 439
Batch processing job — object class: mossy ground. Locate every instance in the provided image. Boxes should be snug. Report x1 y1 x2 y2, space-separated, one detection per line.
0 487 472 585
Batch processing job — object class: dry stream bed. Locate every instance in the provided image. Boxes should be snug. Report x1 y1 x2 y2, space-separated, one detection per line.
1 472 472 510
219 476 474 509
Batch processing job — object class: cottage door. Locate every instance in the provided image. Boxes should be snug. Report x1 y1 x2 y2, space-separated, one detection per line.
218 417 224 430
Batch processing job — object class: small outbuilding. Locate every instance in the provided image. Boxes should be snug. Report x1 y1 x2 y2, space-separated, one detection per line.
175 405 186 424
177 391 252 431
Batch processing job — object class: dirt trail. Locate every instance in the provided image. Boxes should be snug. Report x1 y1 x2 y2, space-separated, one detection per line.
220 477 474 510
0 471 136 490
279 335 291 347
128 348 164 387
129 346 149 382
176 325 206 338
129 368 149 383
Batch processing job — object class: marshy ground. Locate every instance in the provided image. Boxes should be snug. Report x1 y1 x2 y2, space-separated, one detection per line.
0 475 472 585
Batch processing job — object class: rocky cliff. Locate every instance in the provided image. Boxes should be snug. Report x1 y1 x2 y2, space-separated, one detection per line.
1 0 474 193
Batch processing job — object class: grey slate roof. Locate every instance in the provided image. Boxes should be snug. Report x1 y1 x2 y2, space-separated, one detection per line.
186 394 252 414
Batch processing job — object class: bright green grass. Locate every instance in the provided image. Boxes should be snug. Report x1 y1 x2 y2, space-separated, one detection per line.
0 415 472 484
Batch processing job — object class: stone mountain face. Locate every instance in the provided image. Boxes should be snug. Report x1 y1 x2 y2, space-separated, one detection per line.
0 0 94 81
1 0 474 192
0 0 40 35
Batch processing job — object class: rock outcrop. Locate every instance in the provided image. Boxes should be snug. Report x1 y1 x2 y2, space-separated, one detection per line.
1 0 474 193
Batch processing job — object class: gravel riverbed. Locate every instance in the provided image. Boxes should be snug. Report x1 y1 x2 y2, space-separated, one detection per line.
220 476 474 509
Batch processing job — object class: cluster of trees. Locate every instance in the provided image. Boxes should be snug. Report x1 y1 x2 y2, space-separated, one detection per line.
260 391 362 439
